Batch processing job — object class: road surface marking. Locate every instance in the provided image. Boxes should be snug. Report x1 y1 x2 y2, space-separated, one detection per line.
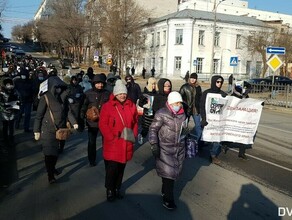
229 148 292 172
259 124 292 135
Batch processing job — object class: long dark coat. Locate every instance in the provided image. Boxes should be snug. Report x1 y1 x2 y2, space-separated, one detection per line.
33 76 77 156
148 105 186 180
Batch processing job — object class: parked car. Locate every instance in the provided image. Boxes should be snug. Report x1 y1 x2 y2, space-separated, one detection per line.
60 58 72 69
14 49 26 57
248 75 292 92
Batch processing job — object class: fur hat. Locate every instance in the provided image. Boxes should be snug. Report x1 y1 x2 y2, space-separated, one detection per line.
167 91 183 105
113 79 127 96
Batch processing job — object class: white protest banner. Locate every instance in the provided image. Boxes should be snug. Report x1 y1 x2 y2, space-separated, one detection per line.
201 94 263 144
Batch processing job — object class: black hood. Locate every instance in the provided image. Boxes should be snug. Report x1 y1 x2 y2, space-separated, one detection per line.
157 78 172 95
210 75 224 92
47 76 67 95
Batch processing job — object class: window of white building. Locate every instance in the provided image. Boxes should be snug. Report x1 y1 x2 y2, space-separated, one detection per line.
159 57 163 73
196 58 203 73
162 30 166 45
175 29 183 45
175 57 182 70
246 61 251 75
256 61 262 76
236 34 241 49
157 32 160 46
152 58 155 68
213 59 219 74
198 30 205 45
214 32 220 46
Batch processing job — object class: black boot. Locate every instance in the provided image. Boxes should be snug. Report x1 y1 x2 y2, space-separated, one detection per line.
106 189 115 202
45 156 57 184
115 189 123 199
58 141 65 154
162 197 177 210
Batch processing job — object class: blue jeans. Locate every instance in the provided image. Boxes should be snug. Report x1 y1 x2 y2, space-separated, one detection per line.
192 114 202 142
210 142 221 157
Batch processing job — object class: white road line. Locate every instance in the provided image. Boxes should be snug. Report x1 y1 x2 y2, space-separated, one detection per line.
259 124 292 134
229 148 292 172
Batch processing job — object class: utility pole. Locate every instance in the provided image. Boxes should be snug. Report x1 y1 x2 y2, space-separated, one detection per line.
209 0 225 79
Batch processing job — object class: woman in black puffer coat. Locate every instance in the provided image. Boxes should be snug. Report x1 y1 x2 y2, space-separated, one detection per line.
148 91 187 210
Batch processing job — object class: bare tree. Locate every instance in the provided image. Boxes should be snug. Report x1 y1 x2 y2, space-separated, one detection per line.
11 25 23 41
244 27 277 78
91 0 150 74
34 0 88 63
275 27 292 76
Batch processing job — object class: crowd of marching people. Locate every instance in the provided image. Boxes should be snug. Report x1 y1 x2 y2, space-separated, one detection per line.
0 54 255 211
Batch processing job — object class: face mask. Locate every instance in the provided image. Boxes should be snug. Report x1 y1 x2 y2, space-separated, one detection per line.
172 105 181 112
75 93 80 98
21 75 26 79
38 77 44 81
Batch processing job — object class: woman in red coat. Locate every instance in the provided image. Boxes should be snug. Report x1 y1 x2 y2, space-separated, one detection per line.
99 79 138 202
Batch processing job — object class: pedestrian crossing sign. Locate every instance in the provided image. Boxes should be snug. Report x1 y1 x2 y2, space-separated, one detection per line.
230 56 238 66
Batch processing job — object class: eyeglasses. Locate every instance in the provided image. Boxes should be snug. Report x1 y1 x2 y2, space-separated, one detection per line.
216 81 223 84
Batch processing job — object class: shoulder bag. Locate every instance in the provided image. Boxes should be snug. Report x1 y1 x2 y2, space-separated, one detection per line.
44 95 72 140
115 106 135 143
86 94 103 121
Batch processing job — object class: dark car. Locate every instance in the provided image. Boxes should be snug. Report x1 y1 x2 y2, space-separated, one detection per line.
248 75 292 92
60 58 72 69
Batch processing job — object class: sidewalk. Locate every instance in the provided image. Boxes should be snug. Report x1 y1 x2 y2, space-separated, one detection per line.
0 126 291 220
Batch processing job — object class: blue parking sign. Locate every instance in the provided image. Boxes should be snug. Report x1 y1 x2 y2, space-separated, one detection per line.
230 56 238 66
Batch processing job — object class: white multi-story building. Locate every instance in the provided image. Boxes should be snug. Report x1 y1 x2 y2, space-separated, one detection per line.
137 8 272 80
135 0 292 80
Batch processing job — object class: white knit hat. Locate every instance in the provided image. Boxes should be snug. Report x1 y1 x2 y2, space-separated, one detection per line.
113 79 127 96
167 91 183 104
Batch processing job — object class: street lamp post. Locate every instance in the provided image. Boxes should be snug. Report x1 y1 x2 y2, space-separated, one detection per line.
209 0 225 78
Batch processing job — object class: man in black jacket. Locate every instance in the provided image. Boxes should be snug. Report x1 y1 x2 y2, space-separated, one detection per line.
179 73 202 142
200 75 227 165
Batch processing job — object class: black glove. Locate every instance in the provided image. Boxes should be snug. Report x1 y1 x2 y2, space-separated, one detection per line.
151 144 160 158
201 120 208 128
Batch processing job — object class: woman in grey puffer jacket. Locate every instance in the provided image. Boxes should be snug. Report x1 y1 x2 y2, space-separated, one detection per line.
148 91 187 210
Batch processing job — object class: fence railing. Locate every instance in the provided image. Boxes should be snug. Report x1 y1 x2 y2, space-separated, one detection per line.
248 83 292 108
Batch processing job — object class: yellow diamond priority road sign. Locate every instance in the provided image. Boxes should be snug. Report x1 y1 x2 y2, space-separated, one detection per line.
267 55 283 72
